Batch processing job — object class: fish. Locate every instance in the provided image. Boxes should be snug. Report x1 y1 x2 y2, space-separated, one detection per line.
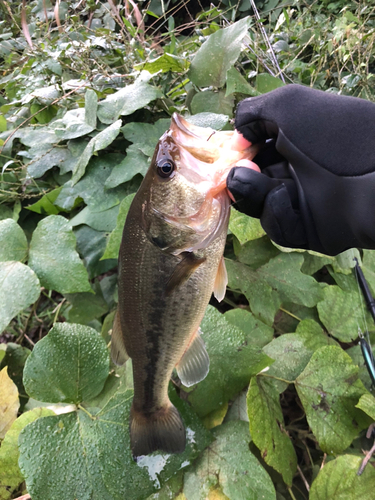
111 113 257 458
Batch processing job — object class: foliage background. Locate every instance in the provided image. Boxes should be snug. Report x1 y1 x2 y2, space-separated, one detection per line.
1 0 375 499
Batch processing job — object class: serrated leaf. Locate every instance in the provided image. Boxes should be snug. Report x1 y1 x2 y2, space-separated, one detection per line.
0 218 27 262
183 421 276 500
295 346 371 454
0 367 19 439
190 91 234 117
247 376 297 485
309 455 375 500
0 407 54 500
185 306 272 418
229 208 265 245
225 67 259 97
356 393 375 420
256 73 285 93
97 81 163 124
19 375 211 500
55 155 135 212
102 193 135 260
28 215 91 294
189 17 250 88
23 323 110 404
317 285 366 342
85 88 98 128
71 119 122 184
26 186 64 215
0 261 40 334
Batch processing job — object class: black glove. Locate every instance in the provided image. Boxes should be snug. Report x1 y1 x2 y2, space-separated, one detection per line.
226 84 375 256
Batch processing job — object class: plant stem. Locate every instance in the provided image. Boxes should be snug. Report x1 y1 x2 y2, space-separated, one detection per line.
279 307 302 322
78 404 95 420
288 486 298 500
260 373 295 385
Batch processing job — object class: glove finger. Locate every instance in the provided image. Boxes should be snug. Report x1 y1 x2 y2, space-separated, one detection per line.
261 184 308 249
227 166 283 218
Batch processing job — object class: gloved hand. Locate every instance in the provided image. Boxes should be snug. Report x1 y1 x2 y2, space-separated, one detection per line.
226 84 375 256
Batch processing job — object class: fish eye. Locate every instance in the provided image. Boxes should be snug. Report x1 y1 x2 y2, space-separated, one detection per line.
157 160 175 178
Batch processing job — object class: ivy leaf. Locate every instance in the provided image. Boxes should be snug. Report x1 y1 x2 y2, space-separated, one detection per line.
247 376 297 486
85 88 98 128
102 193 135 260
256 73 285 93
0 262 40 334
26 186 64 215
189 17 250 88
226 67 259 96
26 145 77 178
65 290 109 325
295 346 371 454
69 205 120 232
97 81 163 124
186 112 229 130
23 323 110 404
121 119 170 156
356 393 375 420
185 306 272 418
71 119 122 184
0 407 54 500
317 286 365 342
55 155 134 213
28 215 92 294
19 374 211 500
0 219 28 262
183 421 276 500
229 208 265 245
104 145 150 188
309 455 375 500
190 91 234 117
53 108 96 140
135 53 189 74
0 367 19 439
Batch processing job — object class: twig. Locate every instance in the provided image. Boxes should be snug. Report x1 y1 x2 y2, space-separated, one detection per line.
24 334 35 347
297 464 310 492
358 439 375 476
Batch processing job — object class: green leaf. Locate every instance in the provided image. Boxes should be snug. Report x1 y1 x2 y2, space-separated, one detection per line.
19 376 211 500
71 119 122 184
186 112 229 130
104 145 150 188
229 208 265 245
69 205 119 232
295 345 371 453
74 225 117 279
0 262 40 334
27 145 77 178
317 285 365 342
97 81 163 124
247 376 297 485
185 306 272 418
0 343 31 410
28 215 92 294
256 74 285 93
102 193 135 260
331 248 360 274
0 115 7 132
135 53 189 74
361 250 375 295
55 155 135 212
23 323 110 404
189 17 250 88
226 67 259 96
26 186 64 215
356 393 375 420
0 218 28 262
309 455 375 500
190 90 234 117
235 236 280 269
85 88 98 128
183 421 276 500
54 108 96 140
0 367 19 439
121 119 171 157
0 407 54 500
224 308 274 347
65 290 109 324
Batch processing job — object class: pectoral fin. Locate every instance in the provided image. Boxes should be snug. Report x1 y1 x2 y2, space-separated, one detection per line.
110 310 129 366
175 328 209 387
213 256 228 302
166 253 206 295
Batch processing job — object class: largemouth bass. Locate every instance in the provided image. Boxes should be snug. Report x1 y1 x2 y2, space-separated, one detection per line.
112 114 257 458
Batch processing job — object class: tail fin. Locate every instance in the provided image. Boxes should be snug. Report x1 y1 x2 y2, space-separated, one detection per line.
130 404 186 458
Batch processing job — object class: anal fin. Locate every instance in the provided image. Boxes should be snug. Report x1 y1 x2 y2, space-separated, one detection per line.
110 310 129 366
213 256 227 302
176 328 209 387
